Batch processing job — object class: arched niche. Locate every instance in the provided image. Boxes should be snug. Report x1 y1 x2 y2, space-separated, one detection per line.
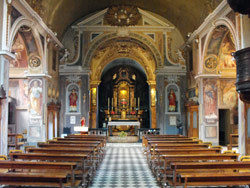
165 83 180 114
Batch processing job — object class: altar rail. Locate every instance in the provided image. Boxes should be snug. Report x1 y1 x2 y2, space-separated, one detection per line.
138 128 160 142
89 128 108 138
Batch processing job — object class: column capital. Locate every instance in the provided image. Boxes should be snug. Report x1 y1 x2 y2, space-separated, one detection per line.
90 80 101 87
147 80 156 86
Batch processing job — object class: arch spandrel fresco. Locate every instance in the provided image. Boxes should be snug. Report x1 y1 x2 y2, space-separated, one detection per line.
203 25 236 76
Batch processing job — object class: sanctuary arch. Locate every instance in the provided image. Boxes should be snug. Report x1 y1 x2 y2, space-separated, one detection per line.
87 35 158 128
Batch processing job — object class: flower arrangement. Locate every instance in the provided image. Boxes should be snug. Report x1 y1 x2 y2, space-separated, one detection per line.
130 111 136 115
121 101 127 105
119 131 127 138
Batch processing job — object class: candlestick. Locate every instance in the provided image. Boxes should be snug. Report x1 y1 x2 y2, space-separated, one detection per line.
138 97 140 111
108 97 110 111
112 98 113 110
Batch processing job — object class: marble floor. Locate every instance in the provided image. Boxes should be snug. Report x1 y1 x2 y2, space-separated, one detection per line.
90 143 160 188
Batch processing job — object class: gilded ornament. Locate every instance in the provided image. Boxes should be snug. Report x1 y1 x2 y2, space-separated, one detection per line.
29 55 41 68
105 5 141 26
204 55 218 72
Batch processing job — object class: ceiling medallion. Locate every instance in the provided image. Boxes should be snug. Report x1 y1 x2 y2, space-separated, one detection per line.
105 5 141 26
29 55 41 69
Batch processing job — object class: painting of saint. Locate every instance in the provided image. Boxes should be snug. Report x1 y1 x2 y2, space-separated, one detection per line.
219 80 237 108
29 79 43 116
219 41 235 68
11 33 28 68
203 80 217 119
69 88 78 112
22 31 38 54
168 89 177 112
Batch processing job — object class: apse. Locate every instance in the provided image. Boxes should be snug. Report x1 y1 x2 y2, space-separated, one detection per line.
98 58 150 129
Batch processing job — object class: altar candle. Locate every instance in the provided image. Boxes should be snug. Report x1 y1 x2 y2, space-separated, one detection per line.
138 97 140 110
108 98 110 110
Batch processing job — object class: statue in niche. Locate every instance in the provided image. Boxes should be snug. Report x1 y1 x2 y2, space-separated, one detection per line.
69 88 78 112
168 89 177 112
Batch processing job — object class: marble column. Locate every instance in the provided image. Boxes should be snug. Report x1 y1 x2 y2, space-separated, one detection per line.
148 81 157 129
90 82 100 128
238 15 250 156
156 75 165 134
0 54 12 155
81 75 90 127
0 0 14 155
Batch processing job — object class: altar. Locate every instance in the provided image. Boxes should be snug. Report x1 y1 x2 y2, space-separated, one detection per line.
108 121 140 136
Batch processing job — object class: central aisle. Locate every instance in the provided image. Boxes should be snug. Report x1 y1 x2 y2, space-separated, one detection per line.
90 143 160 188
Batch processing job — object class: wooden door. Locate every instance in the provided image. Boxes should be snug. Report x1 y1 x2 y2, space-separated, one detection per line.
186 105 199 137
245 103 250 154
47 103 60 140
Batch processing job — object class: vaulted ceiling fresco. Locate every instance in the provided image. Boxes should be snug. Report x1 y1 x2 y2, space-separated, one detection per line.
26 0 222 39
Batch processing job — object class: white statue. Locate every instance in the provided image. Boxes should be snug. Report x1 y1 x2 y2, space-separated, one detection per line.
60 48 70 62
176 49 186 64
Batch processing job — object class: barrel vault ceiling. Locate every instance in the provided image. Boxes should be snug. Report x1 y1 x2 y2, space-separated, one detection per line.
26 0 222 40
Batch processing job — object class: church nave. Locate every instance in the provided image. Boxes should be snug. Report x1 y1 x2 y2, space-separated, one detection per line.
90 143 159 188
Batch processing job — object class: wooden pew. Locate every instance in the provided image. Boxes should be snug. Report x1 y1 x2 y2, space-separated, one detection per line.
37 143 105 166
0 161 79 187
170 161 250 187
156 148 221 155
155 153 239 186
227 133 239 150
8 133 24 150
9 153 89 187
0 172 70 188
178 173 250 188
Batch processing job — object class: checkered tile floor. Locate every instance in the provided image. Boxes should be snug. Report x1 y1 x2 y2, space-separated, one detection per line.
90 143 159 188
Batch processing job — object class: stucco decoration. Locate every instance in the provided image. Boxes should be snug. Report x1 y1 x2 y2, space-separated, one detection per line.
89 37 157 82
105 5 141 26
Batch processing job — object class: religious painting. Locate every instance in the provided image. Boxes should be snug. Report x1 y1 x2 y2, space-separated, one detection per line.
11 33 28 68
29 79 43 116
219 80 238 108
9 79 28 108
203 79 218 123
218 32 236 69
206 25 228 55
67 84 79 113
165 84 179 113
205 126 217 138
21 30 38 55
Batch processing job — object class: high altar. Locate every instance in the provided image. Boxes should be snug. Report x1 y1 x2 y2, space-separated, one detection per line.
105 68 143 135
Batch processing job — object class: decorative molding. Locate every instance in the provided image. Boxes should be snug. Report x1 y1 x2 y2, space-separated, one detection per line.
166 75 180 83
59 65 91 75
105 5 141 26
194 74 221 79
66 75 81 83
